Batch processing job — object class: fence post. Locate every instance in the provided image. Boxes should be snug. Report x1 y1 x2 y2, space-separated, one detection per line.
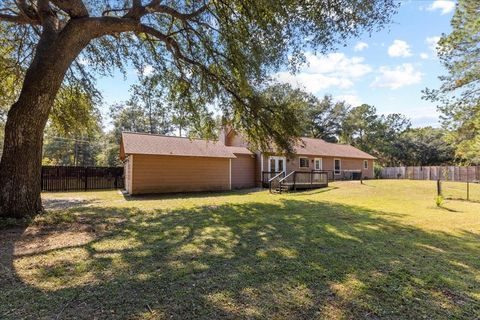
467 182 470 201
293 172 297 191
437 179 442 197
84 167 88 191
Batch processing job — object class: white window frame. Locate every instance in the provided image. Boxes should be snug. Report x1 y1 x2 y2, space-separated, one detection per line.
334 158 341 175
268 156 286 173
314 158 323 170
299 157 309 168
363 160 368 169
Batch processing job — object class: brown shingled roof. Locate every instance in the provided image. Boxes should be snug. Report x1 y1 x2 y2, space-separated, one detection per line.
226 146 253 155
121 132 248 159
294 137 376 159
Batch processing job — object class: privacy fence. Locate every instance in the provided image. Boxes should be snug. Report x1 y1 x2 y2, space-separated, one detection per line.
41 166 124 192
381 166 480 202
380 166 480 182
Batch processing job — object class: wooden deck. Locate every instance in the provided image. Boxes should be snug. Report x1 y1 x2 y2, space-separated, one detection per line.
282 182 328 190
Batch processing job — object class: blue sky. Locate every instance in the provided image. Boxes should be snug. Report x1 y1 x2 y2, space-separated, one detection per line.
97 0 456 128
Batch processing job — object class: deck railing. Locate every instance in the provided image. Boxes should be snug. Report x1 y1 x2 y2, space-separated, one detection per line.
268 171 286 193
271 170 328 193
262 171 283 186
316 170 362 181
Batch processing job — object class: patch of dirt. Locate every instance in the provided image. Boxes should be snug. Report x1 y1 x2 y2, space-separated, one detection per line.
42 198 91 210
12 224 97 257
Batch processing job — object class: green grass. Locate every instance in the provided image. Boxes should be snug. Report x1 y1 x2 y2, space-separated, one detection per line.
1 180 479 319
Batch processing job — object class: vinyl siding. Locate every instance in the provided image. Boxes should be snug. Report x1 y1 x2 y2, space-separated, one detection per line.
130 154 230 194
231 154 256 189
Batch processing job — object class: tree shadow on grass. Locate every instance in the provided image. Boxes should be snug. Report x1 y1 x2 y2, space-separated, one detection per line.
1 199 479 319
122 188 263 202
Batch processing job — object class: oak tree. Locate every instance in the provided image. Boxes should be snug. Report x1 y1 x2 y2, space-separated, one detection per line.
0 0 397 217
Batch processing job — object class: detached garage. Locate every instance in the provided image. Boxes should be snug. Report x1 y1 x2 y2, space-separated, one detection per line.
120 132 254 195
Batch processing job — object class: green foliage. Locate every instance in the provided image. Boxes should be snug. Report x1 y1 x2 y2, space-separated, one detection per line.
435 195 444 207
50 85 102 137
0 0 399 154
374 164 383 179
424 0 480 164
302 94 349 142
340 104 410 165
42 126 105 166
42 86 105 166
128 76 175 135
392 127 455 166
228 83 309 153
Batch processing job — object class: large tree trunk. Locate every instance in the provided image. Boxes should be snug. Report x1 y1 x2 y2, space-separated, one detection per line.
0 24 90 218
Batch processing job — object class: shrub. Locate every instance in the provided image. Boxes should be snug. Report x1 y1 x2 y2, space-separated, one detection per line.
435 195 444 207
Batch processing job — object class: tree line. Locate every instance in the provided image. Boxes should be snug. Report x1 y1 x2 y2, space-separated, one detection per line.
36 81 456 169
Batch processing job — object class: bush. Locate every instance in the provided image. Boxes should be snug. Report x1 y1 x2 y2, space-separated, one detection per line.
435 195 444 207
374 165 383 179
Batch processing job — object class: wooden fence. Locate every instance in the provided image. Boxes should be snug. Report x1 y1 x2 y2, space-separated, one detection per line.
380 166 480 182
41 166 124 192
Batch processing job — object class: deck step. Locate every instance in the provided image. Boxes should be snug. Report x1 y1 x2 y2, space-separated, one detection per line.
275 184 291 193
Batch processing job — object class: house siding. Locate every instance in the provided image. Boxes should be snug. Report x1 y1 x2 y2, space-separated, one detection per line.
231 153 256 189
124 155 133 194
130 154 230 194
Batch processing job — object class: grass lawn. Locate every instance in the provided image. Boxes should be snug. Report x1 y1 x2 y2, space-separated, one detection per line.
1 180 479 319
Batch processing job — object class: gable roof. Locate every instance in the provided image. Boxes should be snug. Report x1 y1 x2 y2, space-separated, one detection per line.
121 132 250 159
293 137 376 159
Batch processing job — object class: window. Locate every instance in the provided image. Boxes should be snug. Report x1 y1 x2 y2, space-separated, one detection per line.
270 158 276 172
364 160 368 169
299 157 309 168
334 159 341 175
269 156 286 172
314 158 322 170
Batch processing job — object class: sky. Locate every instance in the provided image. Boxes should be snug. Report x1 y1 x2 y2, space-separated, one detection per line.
97 0 456 129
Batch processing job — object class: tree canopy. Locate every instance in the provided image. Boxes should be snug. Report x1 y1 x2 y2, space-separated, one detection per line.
0 0 398 152
424 0 480 164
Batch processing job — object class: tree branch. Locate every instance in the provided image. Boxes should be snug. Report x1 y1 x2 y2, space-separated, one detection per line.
0 12 39 24
147 3 209 21
50 0 89 18
15 0 38 19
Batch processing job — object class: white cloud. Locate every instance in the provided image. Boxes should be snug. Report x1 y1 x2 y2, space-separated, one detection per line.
387 40 412 57
371 63 423 89
420 53 429 59
275 52 371 93
427 0 455 15
354 41 369 52
335 94 362 107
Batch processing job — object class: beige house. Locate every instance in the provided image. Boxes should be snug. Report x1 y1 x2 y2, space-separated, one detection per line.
120 129 375 195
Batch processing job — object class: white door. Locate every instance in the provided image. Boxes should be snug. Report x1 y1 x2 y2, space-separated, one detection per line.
314 158 323 170
268 156 286 173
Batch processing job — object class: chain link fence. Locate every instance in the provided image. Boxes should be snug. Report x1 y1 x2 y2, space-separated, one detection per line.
438 180 480 202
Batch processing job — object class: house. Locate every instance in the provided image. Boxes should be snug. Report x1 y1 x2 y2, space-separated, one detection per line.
120 129 375 195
